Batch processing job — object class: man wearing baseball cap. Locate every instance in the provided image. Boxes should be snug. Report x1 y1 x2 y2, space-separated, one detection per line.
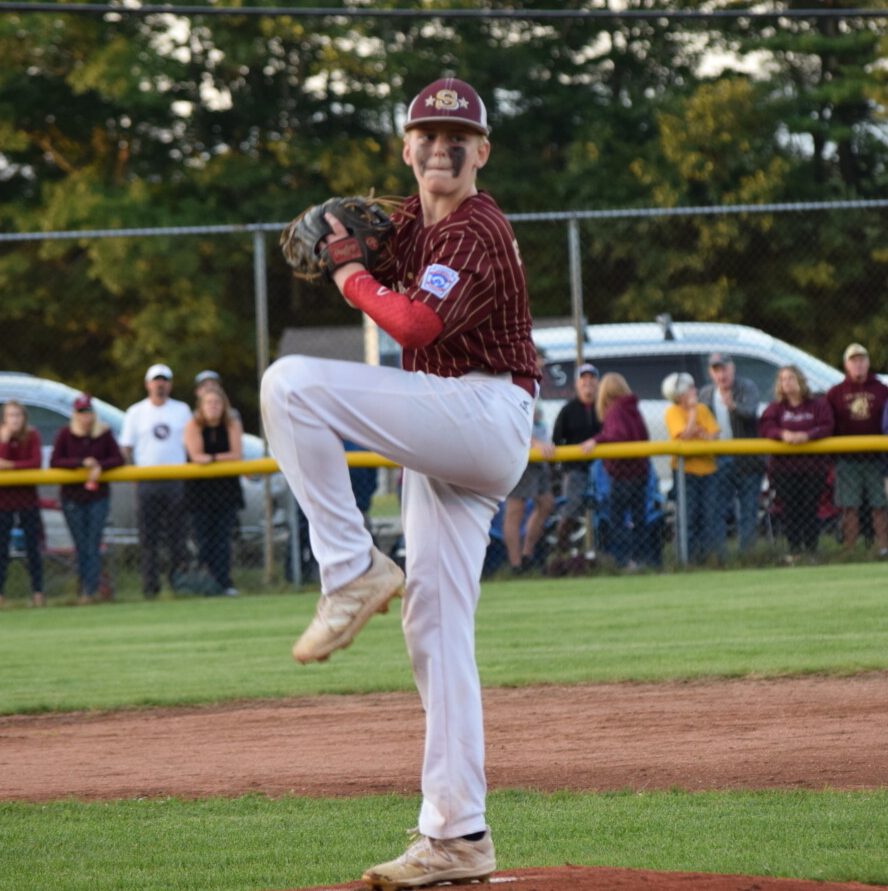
825 342 888 555
119 363 193 597
551 363 602 557
698 351 765 558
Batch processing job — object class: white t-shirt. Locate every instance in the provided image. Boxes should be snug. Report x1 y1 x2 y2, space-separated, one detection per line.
714 389 734 440
119 397 192 466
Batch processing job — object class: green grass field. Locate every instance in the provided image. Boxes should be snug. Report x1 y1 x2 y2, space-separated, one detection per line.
1 564 887 891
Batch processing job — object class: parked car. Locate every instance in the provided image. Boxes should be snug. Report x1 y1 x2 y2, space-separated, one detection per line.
533 317 848 492
0 372 286 551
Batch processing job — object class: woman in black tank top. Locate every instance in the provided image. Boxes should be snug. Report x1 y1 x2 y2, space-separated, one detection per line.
184 385 245 595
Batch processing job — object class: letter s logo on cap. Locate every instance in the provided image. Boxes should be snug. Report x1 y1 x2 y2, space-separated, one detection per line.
427 89 468 112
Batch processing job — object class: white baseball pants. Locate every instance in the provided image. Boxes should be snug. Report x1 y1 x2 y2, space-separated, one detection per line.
260 356 534 839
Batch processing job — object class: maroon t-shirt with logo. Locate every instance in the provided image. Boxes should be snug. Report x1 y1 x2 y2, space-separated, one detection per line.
380 191 539 382
825 372 888 462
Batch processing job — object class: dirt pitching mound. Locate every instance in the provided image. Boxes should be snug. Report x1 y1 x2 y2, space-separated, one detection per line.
296 864 884 891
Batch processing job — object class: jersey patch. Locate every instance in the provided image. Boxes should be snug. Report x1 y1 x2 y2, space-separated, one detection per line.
420 264 460 299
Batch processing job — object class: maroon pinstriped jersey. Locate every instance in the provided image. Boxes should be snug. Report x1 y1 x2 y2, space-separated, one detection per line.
379 191 539 381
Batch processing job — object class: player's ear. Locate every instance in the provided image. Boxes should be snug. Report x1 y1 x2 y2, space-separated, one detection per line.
474 137 490 170
402 138 413 167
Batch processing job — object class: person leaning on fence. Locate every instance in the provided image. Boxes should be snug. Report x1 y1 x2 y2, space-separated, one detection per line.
0 400 44 607
183 383 244 596
49 394 124 603
698 352 765 555
503 345 556 574
119 363 193 598
825 343 888 558
662 372 721 564
758 366 833 564
579 372 651 569
551 363 602 556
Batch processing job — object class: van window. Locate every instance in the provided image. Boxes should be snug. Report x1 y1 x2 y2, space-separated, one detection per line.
731 358 781 401
540 360 577 401
591 356 702 400
542 355 703 401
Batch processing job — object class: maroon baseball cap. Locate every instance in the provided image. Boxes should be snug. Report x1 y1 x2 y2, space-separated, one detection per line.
405 78 489 136
74 394 93 412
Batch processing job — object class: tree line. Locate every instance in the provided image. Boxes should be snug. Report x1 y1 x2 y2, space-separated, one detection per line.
1 0 887 431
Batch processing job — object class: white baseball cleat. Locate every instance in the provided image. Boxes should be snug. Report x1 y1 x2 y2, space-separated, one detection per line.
362 828 496 890
292 547 405 664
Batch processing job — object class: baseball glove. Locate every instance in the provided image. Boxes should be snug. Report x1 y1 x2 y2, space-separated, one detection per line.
280 195 396 282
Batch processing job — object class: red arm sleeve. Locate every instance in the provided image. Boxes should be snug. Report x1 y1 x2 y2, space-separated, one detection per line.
342 271 443 350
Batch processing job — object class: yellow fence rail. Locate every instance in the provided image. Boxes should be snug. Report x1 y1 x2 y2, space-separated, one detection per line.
1 435 885 486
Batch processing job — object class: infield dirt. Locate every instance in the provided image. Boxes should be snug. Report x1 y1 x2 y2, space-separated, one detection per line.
1 674 886 891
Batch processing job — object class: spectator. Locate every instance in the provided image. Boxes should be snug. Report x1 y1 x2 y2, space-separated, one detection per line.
699 353 766 555
552 363 602 555
590 459 665 569
579 372 650 568
503 402 556 574
184 384 244 596
758 366 833 563
662 372 721 564
194 370 242 422
825 343 888 557
0 400 44 607
119 363 193 598
50 394 124 603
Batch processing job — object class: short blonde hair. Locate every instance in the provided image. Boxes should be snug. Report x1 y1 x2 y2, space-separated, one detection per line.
69 409 105 439
661 372 695 404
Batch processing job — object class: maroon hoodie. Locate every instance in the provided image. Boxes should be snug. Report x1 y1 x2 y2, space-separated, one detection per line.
593 394 650 480
758 396 833 475
0 429 42 511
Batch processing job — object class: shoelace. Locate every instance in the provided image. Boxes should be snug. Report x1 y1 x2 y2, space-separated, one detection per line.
401 828 435 862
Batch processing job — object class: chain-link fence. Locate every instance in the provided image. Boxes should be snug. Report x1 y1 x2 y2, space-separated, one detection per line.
2 199 888 603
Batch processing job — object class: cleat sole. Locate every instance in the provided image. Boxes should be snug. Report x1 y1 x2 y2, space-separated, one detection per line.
363 872 492 890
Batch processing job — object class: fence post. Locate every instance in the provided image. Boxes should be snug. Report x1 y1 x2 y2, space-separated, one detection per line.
252 228 278 585
675 459 688 566
568 217 585 359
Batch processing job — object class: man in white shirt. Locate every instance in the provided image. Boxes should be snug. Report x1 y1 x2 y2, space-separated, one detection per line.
120 364 193 597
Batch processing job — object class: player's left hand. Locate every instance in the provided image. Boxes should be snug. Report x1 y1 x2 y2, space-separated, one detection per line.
280 195 396 283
